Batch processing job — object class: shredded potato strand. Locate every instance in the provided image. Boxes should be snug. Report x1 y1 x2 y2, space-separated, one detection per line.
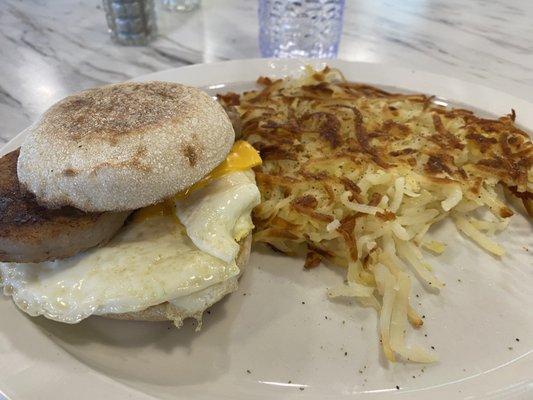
453 215 505 256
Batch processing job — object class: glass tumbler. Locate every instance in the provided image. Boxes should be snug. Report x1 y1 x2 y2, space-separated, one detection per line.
103 0 157 45
259 0 345 58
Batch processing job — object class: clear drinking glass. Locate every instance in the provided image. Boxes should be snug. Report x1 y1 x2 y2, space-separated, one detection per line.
162 0 201 12
103 0 157 45
259 0 345 58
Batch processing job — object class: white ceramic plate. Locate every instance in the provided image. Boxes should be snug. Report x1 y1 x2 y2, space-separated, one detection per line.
0 59 531 400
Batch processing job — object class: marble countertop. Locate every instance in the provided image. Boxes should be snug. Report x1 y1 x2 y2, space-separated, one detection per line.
1 0 532 144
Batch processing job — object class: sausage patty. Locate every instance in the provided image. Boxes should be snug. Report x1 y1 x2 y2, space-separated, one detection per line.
0 149 130 263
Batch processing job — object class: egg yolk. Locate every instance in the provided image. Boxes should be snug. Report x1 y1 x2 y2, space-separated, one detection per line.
133 140 262 222
177 140 262 198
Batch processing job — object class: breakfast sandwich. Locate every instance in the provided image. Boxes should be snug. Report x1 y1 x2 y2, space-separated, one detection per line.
0 81 261 327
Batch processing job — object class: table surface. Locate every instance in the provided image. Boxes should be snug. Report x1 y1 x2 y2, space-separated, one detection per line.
1 0 532 144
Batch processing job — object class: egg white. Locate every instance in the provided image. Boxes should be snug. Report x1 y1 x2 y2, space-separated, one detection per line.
169 275 239 329
0 170 259 324
175 170 260 263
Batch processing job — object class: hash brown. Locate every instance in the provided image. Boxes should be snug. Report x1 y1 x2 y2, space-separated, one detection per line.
219 66 532 362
